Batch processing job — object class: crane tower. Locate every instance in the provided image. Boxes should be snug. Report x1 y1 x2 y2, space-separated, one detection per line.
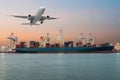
7 33 18 50
56 29 64 47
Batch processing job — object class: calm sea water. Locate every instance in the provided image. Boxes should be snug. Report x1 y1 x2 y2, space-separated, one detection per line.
0 53 120 80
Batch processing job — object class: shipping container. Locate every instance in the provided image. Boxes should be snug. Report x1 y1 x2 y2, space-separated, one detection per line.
51 44 55 48
20 42 25 46
55 43 59 48
16 44 20 48
46 43 50 48
20 42 26 48
68 41 74 47
35 42 40 48
64 42 69 47
30 41 35 48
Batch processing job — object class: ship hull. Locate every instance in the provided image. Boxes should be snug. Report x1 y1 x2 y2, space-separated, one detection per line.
15 46 114 53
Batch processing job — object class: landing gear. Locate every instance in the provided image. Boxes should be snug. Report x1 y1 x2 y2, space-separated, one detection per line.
30 20 33 24
41 21 43 24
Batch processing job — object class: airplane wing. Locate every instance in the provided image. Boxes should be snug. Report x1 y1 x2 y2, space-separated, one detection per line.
47 17 58 20
10 15 28 19
43 16 58 20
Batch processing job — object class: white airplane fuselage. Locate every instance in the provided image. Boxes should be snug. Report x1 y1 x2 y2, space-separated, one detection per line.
32 7 45 24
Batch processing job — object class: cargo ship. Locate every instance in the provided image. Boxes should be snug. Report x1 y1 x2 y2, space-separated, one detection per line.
15 30 114 53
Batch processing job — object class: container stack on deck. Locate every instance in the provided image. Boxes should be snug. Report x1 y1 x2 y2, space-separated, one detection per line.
16 33 110 48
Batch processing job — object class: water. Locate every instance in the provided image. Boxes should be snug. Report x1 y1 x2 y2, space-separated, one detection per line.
0 53 120 80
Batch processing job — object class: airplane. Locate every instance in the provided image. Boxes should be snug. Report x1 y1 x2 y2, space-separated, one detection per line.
10 7 58 25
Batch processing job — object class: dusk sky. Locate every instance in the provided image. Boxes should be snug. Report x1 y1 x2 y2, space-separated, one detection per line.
0 0 120 46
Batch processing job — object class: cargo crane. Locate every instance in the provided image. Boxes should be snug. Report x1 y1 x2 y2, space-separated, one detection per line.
7 33 17 50
76 33 84 47
77 33 95 47
56 29 64 47
39 36 45 47
45 33 51 48
40 33 51 47
87 33 95 45
46 33 50 43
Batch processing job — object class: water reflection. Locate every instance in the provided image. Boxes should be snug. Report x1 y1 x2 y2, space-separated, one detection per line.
115 53 120 78
0 53 120 80
0 53 6 80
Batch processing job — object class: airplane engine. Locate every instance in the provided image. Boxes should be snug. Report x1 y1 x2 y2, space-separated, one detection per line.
47 15 50 18
28 14 32 20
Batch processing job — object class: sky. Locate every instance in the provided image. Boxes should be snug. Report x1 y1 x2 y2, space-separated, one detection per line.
0 0 120 46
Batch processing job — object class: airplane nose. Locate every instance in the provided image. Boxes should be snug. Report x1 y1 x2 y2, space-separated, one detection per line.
40 7 45 12
43 8 45 10
40 7 45 9
43 8 45 12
